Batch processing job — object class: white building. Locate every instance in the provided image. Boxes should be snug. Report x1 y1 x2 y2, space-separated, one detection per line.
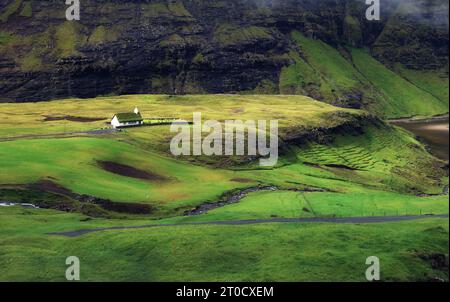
111 107 144 128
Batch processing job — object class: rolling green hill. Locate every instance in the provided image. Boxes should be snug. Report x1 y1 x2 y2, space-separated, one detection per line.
0 95 446 216
0 94 448 281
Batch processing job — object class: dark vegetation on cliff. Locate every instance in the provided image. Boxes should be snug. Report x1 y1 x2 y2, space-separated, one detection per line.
0 0 448 117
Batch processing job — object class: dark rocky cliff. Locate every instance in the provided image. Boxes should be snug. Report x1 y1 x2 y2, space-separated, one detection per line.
0 0 448 103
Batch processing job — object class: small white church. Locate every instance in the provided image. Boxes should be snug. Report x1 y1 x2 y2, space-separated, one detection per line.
111 107 144 129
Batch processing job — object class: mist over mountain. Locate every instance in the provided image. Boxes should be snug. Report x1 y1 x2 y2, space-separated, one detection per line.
0 0 448 115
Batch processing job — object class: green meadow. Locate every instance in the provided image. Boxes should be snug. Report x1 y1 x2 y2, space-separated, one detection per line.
0 94 448 281
173 191 449 223
0 206 448 282
0 94 359 137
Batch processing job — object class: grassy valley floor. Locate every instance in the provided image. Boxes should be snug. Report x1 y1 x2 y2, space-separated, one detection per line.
0 206 448 282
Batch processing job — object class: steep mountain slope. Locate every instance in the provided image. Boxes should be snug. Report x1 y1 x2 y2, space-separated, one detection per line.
280 32 448 117
0 0 448 118
372 0 449 69
351 48 447 118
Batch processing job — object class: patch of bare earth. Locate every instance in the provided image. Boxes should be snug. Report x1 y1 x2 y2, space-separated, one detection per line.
231 178 254 183
43 115 105 123
27 180 154 215
325 164 358 171
28 179 77 198
97 161 169 182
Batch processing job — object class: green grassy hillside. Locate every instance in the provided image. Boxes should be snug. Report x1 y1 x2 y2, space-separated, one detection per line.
280 31 449 118
394 66 449 104
0 95 445 213
351 48 448 119
0 137 245 216
0 94 447 281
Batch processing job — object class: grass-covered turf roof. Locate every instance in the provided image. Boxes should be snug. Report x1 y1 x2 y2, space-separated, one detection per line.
114 112 143 123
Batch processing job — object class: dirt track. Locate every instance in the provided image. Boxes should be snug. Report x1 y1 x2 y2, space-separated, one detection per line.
49 214 449 238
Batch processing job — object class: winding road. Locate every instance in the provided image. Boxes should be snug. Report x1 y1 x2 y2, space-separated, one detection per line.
49 214 449 237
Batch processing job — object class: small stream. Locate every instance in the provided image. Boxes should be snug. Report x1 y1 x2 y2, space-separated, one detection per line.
391 116 449 161
0 202 39 208
184 186 328 216
184 186 279 216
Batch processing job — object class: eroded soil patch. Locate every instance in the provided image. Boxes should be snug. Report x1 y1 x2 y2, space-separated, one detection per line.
28 180 77 198
231 178 254 183
23 180 155 216
325 164 358 171
97 161 169 182
43 115 105 123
